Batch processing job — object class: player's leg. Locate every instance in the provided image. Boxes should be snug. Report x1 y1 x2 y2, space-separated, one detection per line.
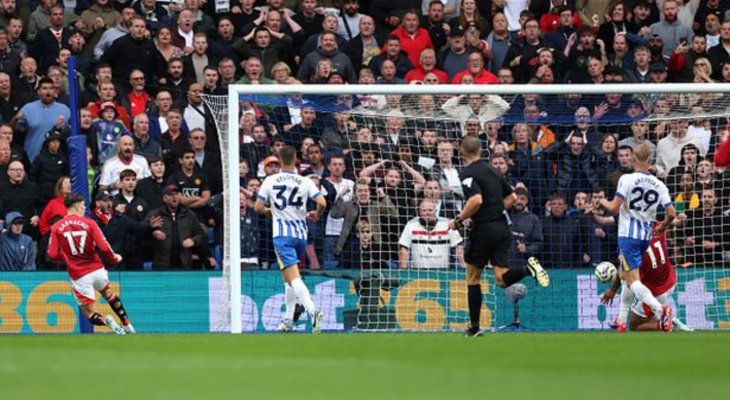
277 237 323 333
618 241 668 326
277 283 296 332
491 223 549 288
99 286 135 333
465 262 484 337
72 272 124 334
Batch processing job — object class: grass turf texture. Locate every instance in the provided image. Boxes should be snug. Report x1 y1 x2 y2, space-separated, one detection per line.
2 332 729 400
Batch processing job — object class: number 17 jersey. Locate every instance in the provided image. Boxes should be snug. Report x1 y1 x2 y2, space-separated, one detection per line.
615 172 672 241
257 171 322 240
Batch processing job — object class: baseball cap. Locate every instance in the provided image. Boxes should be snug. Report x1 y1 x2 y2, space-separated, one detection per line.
100 101 116 111
95 190 113 201
162 183 180 195
263 156 280 167
650 62 668 72
449 26 464 37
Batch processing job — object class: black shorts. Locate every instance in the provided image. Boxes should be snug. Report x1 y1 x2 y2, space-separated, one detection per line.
464 220 512 268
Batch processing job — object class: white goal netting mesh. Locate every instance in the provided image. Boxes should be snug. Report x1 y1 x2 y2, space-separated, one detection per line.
206 86 730 332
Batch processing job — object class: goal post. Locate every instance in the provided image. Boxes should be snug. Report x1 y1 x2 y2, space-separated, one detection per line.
208 83 730 333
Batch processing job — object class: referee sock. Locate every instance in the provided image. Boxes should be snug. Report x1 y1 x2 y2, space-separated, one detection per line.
104 293 130 326
502 267 528 287
290 278 316 315
284 283 296 320
87 312 106 326
467 284 482 330
618 282 632 323
630 281 663 317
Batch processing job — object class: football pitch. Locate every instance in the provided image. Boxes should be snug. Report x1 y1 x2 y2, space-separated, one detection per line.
3 332 729 400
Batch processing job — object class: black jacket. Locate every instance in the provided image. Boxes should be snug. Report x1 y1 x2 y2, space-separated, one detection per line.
99 34 167 86
30 147 69 204
144 205 206 270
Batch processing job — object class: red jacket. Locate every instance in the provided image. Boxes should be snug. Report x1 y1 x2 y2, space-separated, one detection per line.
452 68 499 84
388 27 434 69
715 130 730 167
39 196 67 236
88 100 131 130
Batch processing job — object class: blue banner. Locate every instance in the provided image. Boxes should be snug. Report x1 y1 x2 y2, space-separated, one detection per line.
0 269 728 333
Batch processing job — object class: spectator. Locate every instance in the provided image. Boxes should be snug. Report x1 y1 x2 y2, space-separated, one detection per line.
93 6 136 60
0 29 20 76
390 9 434 69
0 160 42 237
673 171 700 210
368 35 413 80
155 26 185 62
158 108 188 175
451 0 489 34
167 147 211 224
99 135 152 194
131 113 162 159
31 4 74 72
210 17 239 66
681 188 728 267
322 155 354 269
650 0 694 58
38 175 70 238
585 188 617 264
0 73 32 134
238 189 260 269
181 32 216 84
331 178 398 259
145 183 207 270
133 0 171 35
113 169 154 269
236 56 273 84
421 1 450 52
16 57 41 98
667 142 701 194
13 77 70 163
543 131 601 199
346 15 380 74
404 48 449 83
452 50 498 84
656 119 701 178
183 83 218 147
0 212 35 271
509 186 543 266
486 13 512 74
504 18 549 83
202 65 226 95
79 0 121 52
708 21 730 81
6 17 27 58
148 90 178 140
437 26 470 80
92 101 131 165
399 199 464 269
161 57 194 103
606 145 634 194
235 27 291 80
301 13 348 58
441 94 510 132
0 136 10 184
27 0 82 43
30 129 69 204
87 81 131 129
541 192 589 268
619 120 657 157
188 128 223 195
669 34 707 82
122 70 153 119
344 219 387 269
422 179 460 219
136 155 166 210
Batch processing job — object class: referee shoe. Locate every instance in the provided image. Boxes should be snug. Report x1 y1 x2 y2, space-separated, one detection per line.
464 326 485 338
527 257 550 288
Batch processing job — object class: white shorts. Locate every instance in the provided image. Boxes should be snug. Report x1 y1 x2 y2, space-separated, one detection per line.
71 269 110 305
631 285 675 319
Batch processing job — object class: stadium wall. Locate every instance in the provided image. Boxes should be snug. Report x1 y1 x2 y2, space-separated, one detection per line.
0 270 727 333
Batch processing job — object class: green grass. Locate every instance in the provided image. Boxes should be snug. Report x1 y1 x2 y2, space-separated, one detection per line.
2 332 730 400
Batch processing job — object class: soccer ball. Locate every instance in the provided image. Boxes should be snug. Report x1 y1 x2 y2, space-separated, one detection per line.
595 262 617 283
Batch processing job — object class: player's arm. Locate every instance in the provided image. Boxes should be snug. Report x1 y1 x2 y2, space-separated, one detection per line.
253 198 272 217
601 274 621 305
653 204 676 235
452 193 482 228
47 229 63 261
307 193 326 222
503 192 517 210
254 178 273 217
91 221 122 263
599 195 623 215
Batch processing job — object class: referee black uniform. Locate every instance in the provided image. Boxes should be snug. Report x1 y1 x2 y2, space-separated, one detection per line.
460 160 514 268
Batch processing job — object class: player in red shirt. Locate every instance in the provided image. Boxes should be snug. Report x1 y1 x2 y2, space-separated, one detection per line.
48 194 135 335
602 224 693 332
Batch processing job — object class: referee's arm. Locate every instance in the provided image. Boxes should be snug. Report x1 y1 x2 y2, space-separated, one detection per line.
448 194 482 230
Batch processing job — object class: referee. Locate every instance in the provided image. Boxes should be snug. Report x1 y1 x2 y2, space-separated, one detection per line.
448 137 550 337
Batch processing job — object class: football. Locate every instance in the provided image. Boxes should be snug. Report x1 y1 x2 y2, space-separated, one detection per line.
595 262 617 283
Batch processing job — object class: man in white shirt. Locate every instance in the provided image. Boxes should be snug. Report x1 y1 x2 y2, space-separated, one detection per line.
399 199 464 269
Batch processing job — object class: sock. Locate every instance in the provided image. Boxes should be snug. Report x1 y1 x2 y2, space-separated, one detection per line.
104 293 130 326
502 267 529 287
87 312 106 326
290 278 316 315
467 284 482 330
284 283 296 320
618 282 631 323
630 281 663 317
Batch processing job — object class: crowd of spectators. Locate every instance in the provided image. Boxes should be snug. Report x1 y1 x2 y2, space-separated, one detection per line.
1 0 730 272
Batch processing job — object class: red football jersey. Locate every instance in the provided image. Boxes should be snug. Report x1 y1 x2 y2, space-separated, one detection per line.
48 214 116 280
640 231 677 296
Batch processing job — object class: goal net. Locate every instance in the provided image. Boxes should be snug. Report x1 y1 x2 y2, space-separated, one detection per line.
206 83 730 333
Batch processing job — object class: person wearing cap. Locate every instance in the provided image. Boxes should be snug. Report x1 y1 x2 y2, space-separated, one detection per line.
261 155 281 177
0 211 35 271
30 127 68 205
649 61 669 83
145 182 207 270
437 24 469 79
91 100 131 164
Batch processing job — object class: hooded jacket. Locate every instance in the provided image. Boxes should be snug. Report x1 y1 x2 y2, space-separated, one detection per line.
0 211 35 271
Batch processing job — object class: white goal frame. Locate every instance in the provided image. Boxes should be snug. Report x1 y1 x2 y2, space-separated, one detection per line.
225 83 730 333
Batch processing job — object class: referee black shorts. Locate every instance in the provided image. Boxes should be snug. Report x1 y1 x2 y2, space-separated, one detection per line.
464 220 512 269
